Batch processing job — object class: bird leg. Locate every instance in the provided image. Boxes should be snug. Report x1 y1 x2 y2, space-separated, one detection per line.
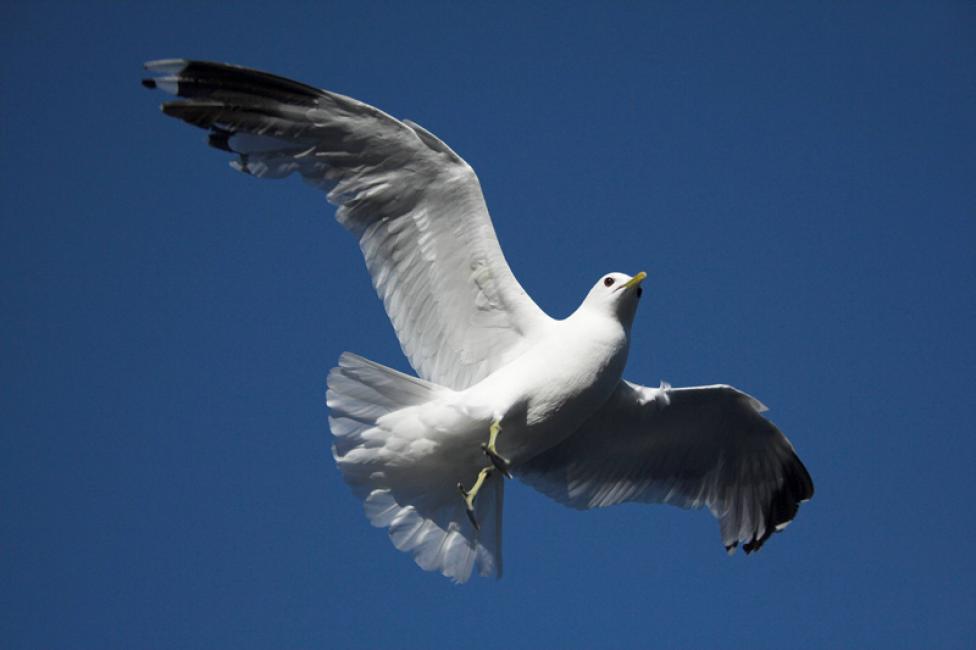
481 420 512 479
457 420 512 530
457 466 494 531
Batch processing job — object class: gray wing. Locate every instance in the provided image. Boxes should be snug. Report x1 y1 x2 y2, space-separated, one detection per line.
517 380 813 553
143 59 553 390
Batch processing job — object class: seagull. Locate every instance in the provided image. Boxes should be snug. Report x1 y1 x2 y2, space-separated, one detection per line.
143 59 813 583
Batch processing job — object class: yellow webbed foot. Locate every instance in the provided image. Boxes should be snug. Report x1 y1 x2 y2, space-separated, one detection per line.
457 466 494 530
481 420 512 478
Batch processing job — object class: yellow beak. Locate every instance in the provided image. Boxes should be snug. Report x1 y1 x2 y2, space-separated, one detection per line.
620 271 647 290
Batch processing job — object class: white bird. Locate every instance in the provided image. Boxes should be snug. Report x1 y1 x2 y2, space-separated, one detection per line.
144 59 813 583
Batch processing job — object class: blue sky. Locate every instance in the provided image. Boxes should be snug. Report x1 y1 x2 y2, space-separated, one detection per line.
2 2 974 648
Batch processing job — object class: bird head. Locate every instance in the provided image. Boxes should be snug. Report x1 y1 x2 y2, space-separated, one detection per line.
580 271 647 326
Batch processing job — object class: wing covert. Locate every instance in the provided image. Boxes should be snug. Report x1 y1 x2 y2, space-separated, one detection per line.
144 59 552 389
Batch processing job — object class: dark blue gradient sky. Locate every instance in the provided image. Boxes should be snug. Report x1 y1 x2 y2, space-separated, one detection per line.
3 2 974 648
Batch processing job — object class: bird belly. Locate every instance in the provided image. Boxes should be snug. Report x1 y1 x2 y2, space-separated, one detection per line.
458 323 628 465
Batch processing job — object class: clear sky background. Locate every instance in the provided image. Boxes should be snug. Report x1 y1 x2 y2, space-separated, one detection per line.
2 2 974 648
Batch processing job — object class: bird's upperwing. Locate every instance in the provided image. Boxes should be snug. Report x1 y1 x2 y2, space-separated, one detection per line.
144 59 553 390
517 380 813 553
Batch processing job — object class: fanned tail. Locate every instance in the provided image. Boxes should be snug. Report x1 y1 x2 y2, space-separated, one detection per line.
327 352 503 583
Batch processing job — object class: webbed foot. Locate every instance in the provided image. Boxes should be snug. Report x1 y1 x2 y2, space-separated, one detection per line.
481 420 513 478
457 466 494 530
481 442 512 479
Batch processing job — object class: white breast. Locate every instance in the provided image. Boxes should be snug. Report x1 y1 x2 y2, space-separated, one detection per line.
460 310 630 463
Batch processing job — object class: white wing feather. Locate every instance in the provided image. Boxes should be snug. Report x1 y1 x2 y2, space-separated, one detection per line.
144 59 553 389
517 381 814 553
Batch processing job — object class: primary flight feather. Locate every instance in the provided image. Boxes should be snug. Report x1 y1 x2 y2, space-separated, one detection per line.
144 59 813 583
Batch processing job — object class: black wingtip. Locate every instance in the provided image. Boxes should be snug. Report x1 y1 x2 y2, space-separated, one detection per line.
208 128 234 152
141 78 157 89
740 450 813 555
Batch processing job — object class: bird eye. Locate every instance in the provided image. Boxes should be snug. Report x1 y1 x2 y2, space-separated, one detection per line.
636 287 643 298
604 277 615 287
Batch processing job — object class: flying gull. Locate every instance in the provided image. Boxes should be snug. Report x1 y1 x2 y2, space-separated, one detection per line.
143 59 814 583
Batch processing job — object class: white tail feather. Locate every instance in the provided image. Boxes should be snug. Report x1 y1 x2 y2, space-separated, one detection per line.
327 352 503 583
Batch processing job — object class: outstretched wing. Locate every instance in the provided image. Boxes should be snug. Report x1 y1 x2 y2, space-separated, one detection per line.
143 59 553 390
517 380 813 553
